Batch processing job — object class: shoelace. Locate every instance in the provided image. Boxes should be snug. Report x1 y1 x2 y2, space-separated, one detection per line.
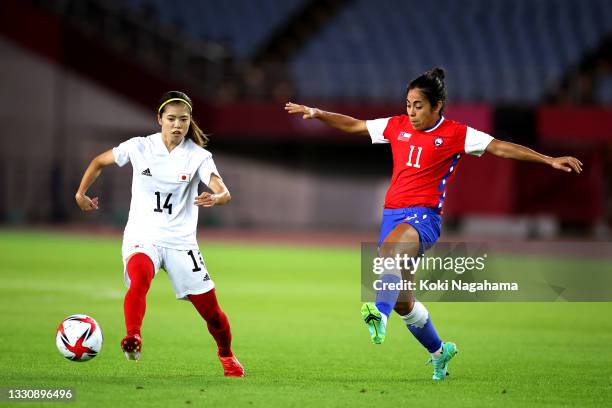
221 358 244 375
425 354 446 369
364 314 380 324
220 357 241 367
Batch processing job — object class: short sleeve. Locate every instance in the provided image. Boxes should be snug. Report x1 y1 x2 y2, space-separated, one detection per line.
465 127 494 157
366 118 391 144
197 156 221 187
112 138 137 167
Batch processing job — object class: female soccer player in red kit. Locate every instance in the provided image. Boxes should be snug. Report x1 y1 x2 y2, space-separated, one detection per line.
75 91 244 377
286 67 582 380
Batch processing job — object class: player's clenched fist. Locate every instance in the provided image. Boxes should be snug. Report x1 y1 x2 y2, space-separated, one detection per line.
75 193 99 211
194 192 218 207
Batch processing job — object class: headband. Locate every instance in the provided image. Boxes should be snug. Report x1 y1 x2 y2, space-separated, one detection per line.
158 97 193 114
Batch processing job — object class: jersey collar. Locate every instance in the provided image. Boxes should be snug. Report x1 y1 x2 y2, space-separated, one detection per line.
153 132 186 155
423 116 445 133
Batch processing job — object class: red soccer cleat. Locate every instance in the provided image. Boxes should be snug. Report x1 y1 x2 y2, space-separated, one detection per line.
121 334 142 361
218 353 245 377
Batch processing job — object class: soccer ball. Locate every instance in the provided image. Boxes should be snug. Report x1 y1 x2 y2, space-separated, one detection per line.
55 314 103 362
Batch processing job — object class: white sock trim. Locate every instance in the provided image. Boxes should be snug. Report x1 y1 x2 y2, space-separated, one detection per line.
399 301 429 329
430 344 443 359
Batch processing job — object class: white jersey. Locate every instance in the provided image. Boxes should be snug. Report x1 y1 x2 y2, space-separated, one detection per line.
112 133 220 249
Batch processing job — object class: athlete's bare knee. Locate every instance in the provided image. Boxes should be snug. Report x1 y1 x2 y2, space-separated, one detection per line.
394 301 414 316
381 226 420 258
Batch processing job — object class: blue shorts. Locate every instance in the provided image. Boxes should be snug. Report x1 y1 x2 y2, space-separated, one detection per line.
378 207 442 252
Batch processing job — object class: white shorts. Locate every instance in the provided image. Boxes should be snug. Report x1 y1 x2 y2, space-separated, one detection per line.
121 240 215 300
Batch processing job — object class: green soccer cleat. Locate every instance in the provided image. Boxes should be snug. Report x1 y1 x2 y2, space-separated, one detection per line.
427 342 458 380
361 302 386 344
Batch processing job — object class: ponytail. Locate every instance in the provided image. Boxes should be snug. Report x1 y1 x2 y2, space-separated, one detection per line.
187 118 209 148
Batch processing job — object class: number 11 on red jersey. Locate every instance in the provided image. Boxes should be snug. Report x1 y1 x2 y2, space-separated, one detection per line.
406 145 422 168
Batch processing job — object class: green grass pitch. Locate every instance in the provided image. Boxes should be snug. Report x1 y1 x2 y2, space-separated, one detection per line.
0 231 611 407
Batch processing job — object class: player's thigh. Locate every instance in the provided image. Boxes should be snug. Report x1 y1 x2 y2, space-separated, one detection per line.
381 223 420 309
380 223 421 258
162 248 214 300
121 242 162 287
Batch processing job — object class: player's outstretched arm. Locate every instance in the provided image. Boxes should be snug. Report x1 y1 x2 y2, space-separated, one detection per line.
284 102 369 136
485 139 583 174
195 175 231 208
75 149 116 211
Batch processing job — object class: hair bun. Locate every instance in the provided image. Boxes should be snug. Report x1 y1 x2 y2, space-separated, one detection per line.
430 67 445 81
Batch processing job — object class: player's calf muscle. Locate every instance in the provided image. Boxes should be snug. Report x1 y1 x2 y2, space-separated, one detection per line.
394 301 414 315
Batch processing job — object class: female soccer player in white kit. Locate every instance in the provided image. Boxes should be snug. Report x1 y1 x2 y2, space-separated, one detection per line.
75 91 244 377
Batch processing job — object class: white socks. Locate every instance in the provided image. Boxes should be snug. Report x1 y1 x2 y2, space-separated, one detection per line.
399 301 443 359
380 313 388 327
399 301 429 329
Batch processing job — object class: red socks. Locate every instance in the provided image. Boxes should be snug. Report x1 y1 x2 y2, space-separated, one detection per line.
188 289 233 357
123 253 154 336
123 255 232 357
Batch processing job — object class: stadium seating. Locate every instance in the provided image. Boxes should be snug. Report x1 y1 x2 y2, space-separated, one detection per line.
122 0 307 60
290 0 612 102
109 0 612 103
595 74 612 104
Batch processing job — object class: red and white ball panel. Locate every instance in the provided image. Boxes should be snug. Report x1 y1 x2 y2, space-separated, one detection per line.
55 314 103 362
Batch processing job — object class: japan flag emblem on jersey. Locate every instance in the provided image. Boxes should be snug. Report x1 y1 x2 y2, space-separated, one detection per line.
178 173 190 183
434 137 443 147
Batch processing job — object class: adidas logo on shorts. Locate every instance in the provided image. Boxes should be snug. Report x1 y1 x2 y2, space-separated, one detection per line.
141 168 152 177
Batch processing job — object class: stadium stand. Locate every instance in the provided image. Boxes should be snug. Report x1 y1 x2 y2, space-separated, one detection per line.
290 0 612 102
51 0 611 104
122 0 308 60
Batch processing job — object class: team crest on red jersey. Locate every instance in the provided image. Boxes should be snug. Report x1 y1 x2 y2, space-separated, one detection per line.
434 137 444 147
397 132 412 141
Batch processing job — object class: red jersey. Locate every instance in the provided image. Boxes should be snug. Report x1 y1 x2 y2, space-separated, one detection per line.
366 115 493 212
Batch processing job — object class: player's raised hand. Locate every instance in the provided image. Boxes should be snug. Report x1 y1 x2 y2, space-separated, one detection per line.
194 192 218 208
75 193 99 211
550 156 583 174
285 102 320 119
